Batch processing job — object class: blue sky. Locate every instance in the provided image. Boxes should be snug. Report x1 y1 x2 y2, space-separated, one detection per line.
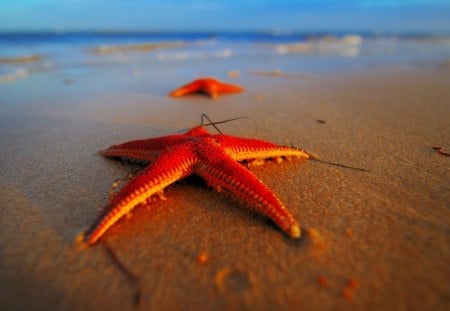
1 0 449 34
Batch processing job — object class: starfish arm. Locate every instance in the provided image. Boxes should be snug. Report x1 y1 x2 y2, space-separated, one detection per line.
202 80 243 99
99 134 188 161
84 143 197 245
216 135 309 162
195 139 301 238
169 80 202 97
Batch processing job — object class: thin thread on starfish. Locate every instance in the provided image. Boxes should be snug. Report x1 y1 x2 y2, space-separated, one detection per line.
288 144 370 172
309 157 370 172
201 113 223 134
177 114 258 138
200 114 258 138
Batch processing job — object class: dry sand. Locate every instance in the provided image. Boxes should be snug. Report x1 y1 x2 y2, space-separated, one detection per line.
0 67 449 310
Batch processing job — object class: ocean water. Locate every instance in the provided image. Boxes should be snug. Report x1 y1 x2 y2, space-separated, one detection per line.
0 31 449 83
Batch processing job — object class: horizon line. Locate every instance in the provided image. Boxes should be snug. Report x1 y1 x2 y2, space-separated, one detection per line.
1 29 449 36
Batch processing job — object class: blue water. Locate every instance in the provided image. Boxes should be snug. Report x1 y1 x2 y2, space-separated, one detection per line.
0 31 357 45
2 31 448 47
0 31 449 82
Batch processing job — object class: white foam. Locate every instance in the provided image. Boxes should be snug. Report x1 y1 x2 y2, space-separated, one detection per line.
0 68 28 83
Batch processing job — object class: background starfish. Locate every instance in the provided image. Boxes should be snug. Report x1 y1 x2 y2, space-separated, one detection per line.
169 78 244 99
82 126 309 245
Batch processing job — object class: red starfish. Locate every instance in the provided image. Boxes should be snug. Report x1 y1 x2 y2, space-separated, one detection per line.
169 78 244 99
81 126 309 246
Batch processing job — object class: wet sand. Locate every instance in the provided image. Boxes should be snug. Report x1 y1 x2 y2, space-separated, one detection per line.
0 66 449 310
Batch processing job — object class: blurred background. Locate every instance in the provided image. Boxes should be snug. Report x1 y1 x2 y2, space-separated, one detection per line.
1 0 449 83
1 0 450 34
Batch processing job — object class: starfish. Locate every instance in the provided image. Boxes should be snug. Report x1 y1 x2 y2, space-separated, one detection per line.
81 125 309 246
169 78 244 99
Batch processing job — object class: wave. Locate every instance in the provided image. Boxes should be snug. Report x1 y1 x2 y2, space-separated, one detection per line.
275 35 363 57
156 49 233 61
0 54 42 64
91 41 184 54
0 68 28 83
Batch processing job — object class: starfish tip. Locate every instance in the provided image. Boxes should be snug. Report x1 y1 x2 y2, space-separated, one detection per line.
74 232 89 250
289 224 301 239
98 148 113 157
169 90 181 97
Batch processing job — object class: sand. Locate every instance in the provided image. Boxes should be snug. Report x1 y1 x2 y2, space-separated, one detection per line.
0 66 449 310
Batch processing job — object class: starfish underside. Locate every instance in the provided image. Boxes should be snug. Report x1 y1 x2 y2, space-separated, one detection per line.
83 126 309 245
169 78 244 99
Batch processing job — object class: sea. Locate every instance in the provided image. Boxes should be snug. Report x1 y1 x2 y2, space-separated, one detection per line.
1 31 449 83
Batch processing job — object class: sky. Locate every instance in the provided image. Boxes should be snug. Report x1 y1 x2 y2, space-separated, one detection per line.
0 0 450 34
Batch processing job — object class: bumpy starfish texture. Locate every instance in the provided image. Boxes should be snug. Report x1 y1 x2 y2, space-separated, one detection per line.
169 78 244 99
82 126 309 245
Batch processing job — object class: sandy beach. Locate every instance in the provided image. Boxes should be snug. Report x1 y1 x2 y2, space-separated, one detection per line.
0 53 449 311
